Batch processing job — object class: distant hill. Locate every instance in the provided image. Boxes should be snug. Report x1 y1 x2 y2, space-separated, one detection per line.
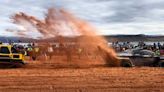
0 36 35 43
104 35 164 42
0 35 164 43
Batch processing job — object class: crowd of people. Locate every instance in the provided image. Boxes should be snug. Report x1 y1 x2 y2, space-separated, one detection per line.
2 41 164 62
10 42 94 61
111 41 164 55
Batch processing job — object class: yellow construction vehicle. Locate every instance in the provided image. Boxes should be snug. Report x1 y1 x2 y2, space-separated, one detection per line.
0 44 25 68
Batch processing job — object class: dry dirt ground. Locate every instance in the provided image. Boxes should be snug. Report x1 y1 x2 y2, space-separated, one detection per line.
0 56 163 92
0 60 163 92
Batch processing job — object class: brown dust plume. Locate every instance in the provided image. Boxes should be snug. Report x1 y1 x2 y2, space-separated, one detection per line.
11 8 119 67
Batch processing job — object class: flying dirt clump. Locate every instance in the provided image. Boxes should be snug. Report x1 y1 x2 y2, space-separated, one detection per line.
11 8 119 67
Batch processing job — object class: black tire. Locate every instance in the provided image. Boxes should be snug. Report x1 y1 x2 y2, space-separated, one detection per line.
121 61 132 67
158 61 164 67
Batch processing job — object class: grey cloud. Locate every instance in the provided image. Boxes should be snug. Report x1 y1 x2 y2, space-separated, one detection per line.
58 0 164 23
0 0 164 35
104 0 164 23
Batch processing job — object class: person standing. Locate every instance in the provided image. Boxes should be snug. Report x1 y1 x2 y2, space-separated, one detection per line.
47 45 54 60
78 47 83 59
155 49 160 56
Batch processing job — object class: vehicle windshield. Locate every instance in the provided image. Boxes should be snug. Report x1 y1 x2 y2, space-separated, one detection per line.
0 47 10 54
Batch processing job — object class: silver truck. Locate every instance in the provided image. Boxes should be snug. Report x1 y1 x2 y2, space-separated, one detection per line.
118 48 164 67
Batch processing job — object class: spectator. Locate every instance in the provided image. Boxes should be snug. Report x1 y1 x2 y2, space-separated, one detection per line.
47 45 54 60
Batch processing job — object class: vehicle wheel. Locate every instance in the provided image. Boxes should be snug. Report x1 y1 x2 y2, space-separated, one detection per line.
121 61 132 67
158 61 164 67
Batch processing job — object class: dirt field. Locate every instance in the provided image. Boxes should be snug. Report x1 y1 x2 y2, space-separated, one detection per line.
0 61 163 92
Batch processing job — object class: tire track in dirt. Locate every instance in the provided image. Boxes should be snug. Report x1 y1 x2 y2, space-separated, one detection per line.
0 67 163 92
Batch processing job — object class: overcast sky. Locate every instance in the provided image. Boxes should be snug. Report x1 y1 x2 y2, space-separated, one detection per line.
0 0 164 36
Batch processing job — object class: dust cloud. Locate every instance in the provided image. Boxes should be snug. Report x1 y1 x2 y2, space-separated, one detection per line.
11 8 119 67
